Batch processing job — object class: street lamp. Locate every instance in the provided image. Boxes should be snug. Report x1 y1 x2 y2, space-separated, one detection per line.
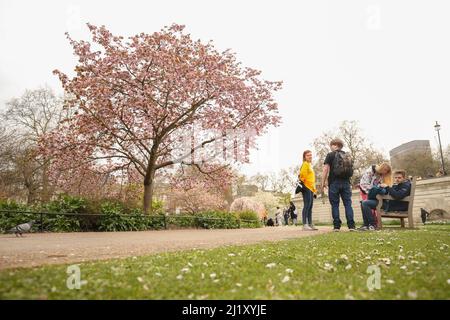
434 121 447 176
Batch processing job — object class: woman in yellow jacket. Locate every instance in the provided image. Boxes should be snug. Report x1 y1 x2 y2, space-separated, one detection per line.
299 150 318 231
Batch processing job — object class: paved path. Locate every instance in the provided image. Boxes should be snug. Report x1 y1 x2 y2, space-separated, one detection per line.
0 226 332 270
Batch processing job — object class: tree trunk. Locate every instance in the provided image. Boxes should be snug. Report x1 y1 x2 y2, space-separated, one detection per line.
143 168 156 214
41 161 50 202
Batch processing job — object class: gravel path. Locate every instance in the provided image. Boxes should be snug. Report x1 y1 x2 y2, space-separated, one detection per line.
0 226 332 270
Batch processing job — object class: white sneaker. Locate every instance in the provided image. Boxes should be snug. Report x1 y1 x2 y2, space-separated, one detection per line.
302 225 313 231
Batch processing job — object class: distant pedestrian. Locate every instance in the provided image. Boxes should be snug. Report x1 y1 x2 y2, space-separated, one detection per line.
283 208 290 225
275 207 283 226
289 201 297 225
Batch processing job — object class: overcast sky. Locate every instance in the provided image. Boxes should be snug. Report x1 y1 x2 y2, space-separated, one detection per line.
1 0 449 176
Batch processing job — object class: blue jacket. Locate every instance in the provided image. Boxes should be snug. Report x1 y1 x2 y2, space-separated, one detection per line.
385 180 411 212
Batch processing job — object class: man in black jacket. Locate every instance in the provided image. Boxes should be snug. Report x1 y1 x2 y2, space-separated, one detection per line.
384 170 411 212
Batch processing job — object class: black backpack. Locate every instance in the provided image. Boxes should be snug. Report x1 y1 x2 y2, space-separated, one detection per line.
332 150 354 179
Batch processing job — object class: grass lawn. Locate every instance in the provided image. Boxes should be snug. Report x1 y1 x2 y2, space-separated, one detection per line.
0 225 449 299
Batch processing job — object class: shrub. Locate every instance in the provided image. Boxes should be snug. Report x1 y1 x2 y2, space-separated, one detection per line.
166 214 197 229
236 210 261 228
43 194 88 213
98 201 128 232
0 200 38 233
196 211 240 229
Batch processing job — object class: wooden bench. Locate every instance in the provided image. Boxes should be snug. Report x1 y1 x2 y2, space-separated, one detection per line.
375 177 417 229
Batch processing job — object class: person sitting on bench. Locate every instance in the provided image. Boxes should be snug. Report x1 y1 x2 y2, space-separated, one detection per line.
383 169 411 212
358 170 411 231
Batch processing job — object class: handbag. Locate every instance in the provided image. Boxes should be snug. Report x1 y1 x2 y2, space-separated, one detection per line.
295 180 305 194
295 163 305 194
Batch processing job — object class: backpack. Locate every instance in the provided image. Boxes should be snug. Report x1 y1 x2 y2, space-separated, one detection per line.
332 150 354 179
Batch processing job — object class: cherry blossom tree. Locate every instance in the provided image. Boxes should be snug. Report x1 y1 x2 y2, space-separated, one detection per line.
42 23 282 213
229 197 266 219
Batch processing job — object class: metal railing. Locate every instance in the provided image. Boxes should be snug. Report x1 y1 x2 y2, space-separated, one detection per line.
0 210 262 232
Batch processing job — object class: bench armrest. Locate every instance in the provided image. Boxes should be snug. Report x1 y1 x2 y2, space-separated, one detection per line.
376 195 411 202
376 195 394 201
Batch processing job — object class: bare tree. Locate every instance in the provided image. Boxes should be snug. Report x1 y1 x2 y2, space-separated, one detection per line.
312 121 388 185
249 173 270 191
1 87 68 202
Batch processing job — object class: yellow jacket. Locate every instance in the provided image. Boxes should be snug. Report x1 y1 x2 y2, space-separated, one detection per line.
299 161 316 193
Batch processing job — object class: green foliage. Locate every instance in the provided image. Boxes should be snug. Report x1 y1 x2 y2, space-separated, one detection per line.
0 200 37 232
236 210 261 228
98 201 128 232
166 214 197 229
43 194 88 213
196 211 240 229
1 197 261 233
98 202 166 232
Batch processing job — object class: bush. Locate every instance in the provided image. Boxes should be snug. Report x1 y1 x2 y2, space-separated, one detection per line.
43 194 87 213
98 201 128 232
0 200 38 233
196 211 240 229
166 214 197 229
236 210 261 228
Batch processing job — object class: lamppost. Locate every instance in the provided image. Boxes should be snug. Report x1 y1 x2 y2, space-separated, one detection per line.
434 121 447 176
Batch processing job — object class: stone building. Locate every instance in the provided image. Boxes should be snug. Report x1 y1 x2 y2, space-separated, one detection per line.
389 140 432 170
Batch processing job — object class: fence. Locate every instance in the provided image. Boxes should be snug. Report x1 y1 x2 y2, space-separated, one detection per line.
0 210 262 233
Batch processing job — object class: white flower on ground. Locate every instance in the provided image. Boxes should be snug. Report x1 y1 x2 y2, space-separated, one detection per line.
407 291 418 299
285 268 294 274
143 284 149 291
379 258 391 265
137 277 144 283
201 273 205 279
181 267 190 273
281 276 290 283
447 279 450 285
236 283 242 287
345 264 352 270
340 254 349 261
228 253 236 257
386 279 395 284
176 274 183 280
213 279 220 283
323 263 335 271
210 273 217 279
400 265 407 270
187 262 193 267
155 272 162 277
266 263 276 269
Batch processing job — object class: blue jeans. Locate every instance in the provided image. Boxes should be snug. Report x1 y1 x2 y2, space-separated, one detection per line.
361 199 378 227
328 179 355 229
302 188 314 225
